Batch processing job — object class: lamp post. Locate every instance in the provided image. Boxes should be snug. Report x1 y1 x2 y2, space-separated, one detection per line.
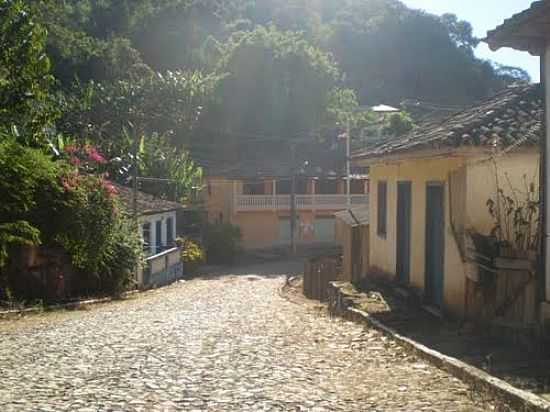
345 105 398 209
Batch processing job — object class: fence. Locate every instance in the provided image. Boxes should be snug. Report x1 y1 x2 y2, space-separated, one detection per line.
303 256 341 301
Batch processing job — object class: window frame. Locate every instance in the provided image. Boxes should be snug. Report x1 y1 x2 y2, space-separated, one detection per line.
142 222 152 255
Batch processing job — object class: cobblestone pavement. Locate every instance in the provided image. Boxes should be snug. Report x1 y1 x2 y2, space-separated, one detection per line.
0 261 500 411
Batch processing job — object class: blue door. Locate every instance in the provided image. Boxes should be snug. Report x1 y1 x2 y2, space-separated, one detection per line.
396 182 412 283
155 220 162 254
425 183 445 307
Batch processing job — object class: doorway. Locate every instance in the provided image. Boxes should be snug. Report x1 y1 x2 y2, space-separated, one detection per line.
425 183 445 307
396 181 412 284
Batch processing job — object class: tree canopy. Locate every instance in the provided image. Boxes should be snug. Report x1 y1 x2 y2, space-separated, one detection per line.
2 0 534 171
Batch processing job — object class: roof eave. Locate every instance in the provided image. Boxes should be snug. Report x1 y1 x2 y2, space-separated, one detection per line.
353 147 492 166
484 1 550 55
141 207 181 216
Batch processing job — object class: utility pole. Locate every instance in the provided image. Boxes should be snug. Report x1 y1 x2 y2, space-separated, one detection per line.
289 142 297 255
132 125 139 228
346 116 352 209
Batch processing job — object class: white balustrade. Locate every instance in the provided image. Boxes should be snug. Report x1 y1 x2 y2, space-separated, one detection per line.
236 194 368 211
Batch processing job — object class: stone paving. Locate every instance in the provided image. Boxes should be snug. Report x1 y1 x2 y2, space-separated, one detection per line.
0 261 502 411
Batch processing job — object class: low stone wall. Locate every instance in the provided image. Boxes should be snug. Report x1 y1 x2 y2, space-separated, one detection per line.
142 247 184 289
327 281 550 412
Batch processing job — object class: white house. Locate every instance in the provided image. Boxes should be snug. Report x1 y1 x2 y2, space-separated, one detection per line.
115 184 184 288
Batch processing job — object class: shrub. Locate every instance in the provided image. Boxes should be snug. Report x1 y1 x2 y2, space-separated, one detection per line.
176 237 204 274
53 173 142 295
204 223 242 265
0 138 142 299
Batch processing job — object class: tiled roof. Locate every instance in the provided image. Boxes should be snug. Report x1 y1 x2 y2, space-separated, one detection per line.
335 206 369 227
114 184 183 216
484 1 550 54
353 84 542 160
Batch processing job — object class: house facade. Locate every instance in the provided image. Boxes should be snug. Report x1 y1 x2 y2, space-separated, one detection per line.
484 0 550 329
205 175 369 250
353 85 542 321
115 185 183 288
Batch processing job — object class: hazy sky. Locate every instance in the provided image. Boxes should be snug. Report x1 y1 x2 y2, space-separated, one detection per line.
401 0 540 82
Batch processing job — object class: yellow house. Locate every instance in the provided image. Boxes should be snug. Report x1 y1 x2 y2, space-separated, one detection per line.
353 84 542 319
484 0 550 332
205 175 369 250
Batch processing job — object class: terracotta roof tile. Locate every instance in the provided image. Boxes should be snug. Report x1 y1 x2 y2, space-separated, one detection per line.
485 1 550 54
353 84 542 160
114 184 183 216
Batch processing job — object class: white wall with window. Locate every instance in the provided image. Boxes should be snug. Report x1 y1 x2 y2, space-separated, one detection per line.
138 211 177 257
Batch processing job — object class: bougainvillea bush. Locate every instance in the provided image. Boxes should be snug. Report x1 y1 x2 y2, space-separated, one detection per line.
0 137 142 300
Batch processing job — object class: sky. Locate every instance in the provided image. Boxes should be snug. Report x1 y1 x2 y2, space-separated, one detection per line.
401 0 540 82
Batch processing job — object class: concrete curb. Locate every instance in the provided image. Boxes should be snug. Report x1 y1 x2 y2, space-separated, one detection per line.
329 283 550 412
0 290 141 319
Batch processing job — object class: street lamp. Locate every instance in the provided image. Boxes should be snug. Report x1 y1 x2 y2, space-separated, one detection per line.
345 104 399 208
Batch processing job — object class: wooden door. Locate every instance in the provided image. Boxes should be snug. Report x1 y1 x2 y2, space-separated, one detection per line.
425 183 445 307
396 182 412 284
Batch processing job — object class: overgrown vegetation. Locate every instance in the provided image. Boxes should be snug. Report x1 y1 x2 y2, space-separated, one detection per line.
0 137 142 300
0 1 142 302
487 169 540 257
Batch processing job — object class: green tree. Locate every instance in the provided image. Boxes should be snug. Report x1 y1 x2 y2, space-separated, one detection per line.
209 26 344 141
57 70 218 201
0 0 54 145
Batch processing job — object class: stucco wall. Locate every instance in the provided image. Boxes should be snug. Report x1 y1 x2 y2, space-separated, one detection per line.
465 151 540 236
365 150 540 318
232 211 279 249
367 156 467 315
205 178 235 224
205 177 346 250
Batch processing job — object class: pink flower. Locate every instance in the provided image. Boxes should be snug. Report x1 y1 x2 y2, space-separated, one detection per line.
83 144 106 164
101 179 119 198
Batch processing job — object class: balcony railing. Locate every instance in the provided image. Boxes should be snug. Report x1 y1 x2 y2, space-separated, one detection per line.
236 194 368 211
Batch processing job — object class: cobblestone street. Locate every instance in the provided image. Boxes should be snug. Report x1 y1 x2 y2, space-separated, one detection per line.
0 261 500 411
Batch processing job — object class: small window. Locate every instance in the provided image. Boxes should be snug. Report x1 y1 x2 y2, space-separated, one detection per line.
166 217 174 246
377 181 387 237
142 222 151 254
